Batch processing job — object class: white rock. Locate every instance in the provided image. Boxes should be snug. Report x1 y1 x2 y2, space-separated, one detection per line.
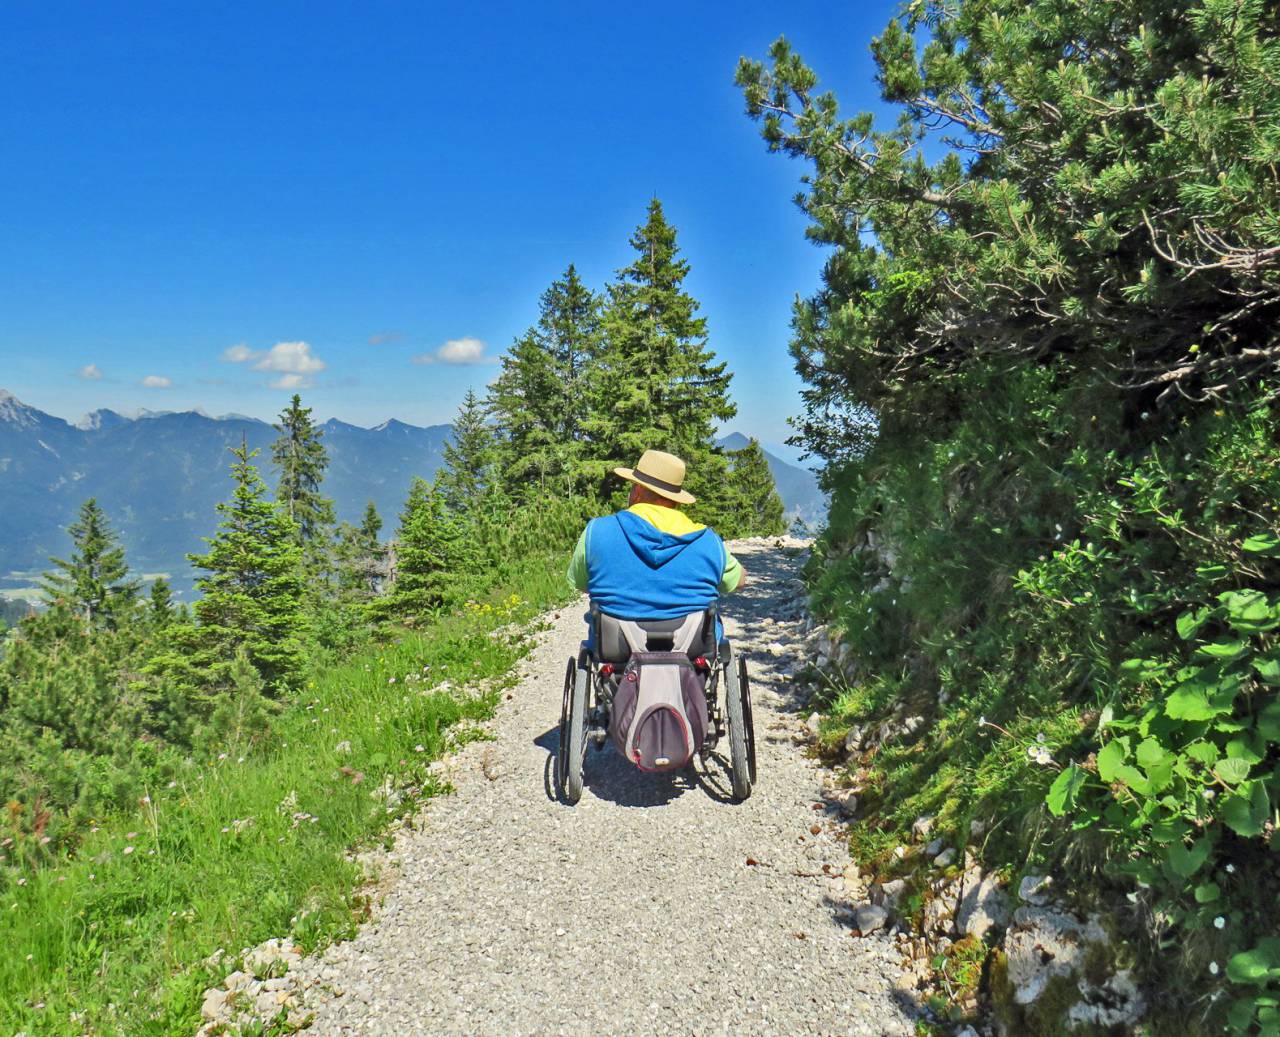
1018 874 1052 906
854 904 889 934
200 988 229 1021
1004 906 1109 1005
805 711 822 736
911 814 936 841
957 873 1010 940
870 879 906 910
932 847 957 868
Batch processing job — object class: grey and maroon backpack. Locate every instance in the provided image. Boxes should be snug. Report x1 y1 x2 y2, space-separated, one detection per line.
605 612 709 772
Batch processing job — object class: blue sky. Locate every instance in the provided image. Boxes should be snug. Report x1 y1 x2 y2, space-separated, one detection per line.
0 1 898 460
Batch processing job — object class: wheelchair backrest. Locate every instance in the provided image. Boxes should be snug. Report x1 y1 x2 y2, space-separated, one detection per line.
593 607 715 664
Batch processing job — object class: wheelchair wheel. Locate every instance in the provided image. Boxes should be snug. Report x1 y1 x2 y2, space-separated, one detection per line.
723 649 754 801
557 658 588 804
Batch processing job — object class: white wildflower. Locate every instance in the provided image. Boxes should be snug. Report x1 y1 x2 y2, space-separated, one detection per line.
1214 916 1225 929
122 846 134 856
1209 961 1220 975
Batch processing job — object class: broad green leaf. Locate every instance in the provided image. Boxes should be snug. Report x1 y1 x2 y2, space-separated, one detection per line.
1258 701 1280 742
1096 738 1128 783
1046 764 1087 817
1242 532 1280 556
1144 758 1174 794
1214 757 1252 785
1136 737 1168 769
1167 838 1212 878
1220 590 1280 633
1228 939 1280 984
1197 564 1230 580
1254 654 1280 687
1194 881 1221 903
1186 742 1218 765
1165 684 1220 721
1222 780 1271 838
1197 637 1249 660
1113 763 1149 793
1226 737 1264 765
1177 606 1210 640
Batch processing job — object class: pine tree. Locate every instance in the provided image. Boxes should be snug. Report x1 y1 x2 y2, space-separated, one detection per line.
378 477 467 622
271 394 335 547
149 577 174 624
488 265 602 494
436 390 499 515
39 498 138 627
583 200 737 514
335 501 387 602
725 438 785 537
188 440 306 691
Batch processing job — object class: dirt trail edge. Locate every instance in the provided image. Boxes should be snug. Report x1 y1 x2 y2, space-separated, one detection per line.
202 538 917 1036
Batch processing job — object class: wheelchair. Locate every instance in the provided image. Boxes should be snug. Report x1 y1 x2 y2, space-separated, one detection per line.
556 604 756 804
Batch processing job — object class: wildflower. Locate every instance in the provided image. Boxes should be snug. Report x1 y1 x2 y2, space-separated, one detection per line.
139 795 151 806
1037 732 1046 744
1209 961 1220 975
978 716 987 727
127 832 138 839
1226 864 1236 874
1204 789 1216 800
17 878 26 886
167 781 177 789
389 677 397 684
217 753 228 761
39 836 50 846
1214 916 1225 929
237 756 245 764
414 744 426 753
123 846 134 856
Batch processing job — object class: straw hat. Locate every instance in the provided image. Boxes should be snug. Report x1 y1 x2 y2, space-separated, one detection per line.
613 449 697 505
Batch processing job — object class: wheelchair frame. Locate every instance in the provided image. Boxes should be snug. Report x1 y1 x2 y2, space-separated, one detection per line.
556 604 756 804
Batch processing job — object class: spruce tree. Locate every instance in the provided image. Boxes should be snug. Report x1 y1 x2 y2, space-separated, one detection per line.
39 498 138 627
188 440 306 691
584 200 737 513
379 477 467 623
488 265 602 494
149 577 174 625
436 390 499 515
335 501 387 602
725 438 785 537
271 394 335 547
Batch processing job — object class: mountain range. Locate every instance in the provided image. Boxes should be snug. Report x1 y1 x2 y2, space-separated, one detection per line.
0 389 823 599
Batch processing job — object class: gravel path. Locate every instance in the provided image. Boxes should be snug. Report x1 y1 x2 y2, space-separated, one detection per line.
268 538 916 1036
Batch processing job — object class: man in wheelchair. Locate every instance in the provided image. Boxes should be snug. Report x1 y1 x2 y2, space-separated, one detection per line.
557 449 755 802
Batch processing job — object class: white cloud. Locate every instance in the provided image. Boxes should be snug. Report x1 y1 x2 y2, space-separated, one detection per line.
77 363 102 381
251 341 326 375
269 373 306 390
221 340 327 389
411 337 490 366
141 375 173 389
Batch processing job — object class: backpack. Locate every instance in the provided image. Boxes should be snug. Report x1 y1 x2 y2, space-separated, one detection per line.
606 612 709 772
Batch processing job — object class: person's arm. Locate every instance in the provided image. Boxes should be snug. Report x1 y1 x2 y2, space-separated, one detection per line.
718 546 745 594
566 526 590 591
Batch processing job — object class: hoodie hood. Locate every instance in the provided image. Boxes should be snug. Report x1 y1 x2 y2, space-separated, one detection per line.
615 509 710 570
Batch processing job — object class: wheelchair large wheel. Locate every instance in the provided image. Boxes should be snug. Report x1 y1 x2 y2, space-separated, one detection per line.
557 658 588 804
723 650 755 801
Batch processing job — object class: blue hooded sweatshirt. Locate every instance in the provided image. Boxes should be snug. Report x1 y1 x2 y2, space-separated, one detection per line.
582 510 728 622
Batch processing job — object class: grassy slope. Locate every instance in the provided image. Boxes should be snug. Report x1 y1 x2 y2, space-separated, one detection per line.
2 556 573 1036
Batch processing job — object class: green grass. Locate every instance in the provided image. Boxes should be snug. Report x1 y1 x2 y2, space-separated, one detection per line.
1 554 573 1036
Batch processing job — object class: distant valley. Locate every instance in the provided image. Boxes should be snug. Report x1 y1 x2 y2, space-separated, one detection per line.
0 389 824 599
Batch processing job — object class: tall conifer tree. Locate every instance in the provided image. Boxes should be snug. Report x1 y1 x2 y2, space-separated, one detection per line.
40 498 138 627
725 438 786 537
188 441 306 690
335 501 387 603
436 390 499 514
584 200 737 516
379 477 467 622
488 264 602 494
271 394 335 547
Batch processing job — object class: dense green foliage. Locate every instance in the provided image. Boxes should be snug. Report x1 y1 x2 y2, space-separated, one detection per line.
741 1 1279 1031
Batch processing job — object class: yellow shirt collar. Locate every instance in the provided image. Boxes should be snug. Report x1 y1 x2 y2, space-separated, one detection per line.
626 502 705 535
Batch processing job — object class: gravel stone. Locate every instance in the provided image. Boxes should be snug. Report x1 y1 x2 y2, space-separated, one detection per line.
200 539 916 1036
